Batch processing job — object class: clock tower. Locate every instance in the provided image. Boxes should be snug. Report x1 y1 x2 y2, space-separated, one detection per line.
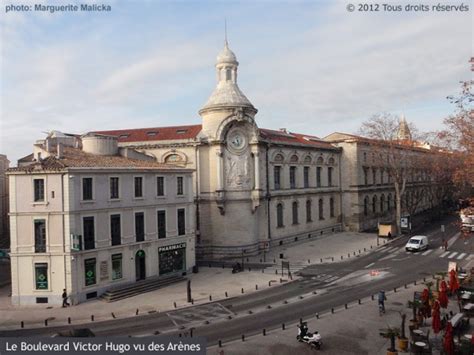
198 40 265 258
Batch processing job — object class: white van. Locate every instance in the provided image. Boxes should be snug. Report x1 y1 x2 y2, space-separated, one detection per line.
405 235 429 252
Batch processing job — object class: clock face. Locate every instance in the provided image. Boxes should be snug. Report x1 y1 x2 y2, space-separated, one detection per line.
228 130 247 152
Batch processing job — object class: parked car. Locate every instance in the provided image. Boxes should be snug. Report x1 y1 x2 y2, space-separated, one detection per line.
405 235 429 252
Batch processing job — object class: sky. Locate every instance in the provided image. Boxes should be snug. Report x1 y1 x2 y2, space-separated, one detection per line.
1 0 472 164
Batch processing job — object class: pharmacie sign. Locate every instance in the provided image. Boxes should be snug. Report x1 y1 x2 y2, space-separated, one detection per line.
158 243 186 252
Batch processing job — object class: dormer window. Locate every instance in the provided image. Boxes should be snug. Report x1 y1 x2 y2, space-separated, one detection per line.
147 131 158 137
176 129 187 134
119 134 129 139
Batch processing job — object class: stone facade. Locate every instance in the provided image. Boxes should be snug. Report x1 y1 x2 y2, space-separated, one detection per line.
0 154 9 248
8 135 195 305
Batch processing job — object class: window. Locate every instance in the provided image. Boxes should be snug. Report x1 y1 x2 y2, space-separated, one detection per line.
380 195 385 213
135 212 145 242
318 199 324 220
364 168 368 186
372 169 377 185
110 177 119 199
306 200 312 222
34 219 46 253
157 176 165 196
380 170 384 184
226 68 232 81
111 254 122 280
330 198 335 218
387 194 392 211
134 177 143 198
177 208 186 236
34 179 45 202
364 196 369 216
82 178 93 200
35 263 48 290
363 152 367 162
289 167 296 189
110 214 121 246
274 166 281 190
316 167 322 187
304 167 309 188
83 217 95 250
177 177 184 195
292 202 298 224
276 203 284 228
328 167 333 187
372 195 377 213
157 210 166 239
84 258 96 286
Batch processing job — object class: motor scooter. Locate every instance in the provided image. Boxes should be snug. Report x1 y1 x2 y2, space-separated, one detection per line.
297 324 322 350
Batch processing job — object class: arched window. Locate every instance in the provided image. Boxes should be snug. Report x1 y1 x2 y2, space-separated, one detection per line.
306 200 312 222
316 156 324 165
372 168 377 185
165 154 183 164
372 195 377 213
277 203 284 228
328 157 335 165
380 194 385 213
292 201 298 225
274 154 284 163
290 155 299 163
364 196 369 216
304 155 312 164
328 167 333 187
330 198 335 218
318 198 324 220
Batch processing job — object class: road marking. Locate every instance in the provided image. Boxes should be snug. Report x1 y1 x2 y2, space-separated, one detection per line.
440 251 450 258
386 247 399 253
325 276 339 282
467 254 474 261
421 249 433 256
364 262 375 268
378 247 388 252
447 252 458 259
457 253 467 260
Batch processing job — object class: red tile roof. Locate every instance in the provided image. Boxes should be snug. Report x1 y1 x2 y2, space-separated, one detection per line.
8 146 187 172
94 124 202 143
260 128 339 150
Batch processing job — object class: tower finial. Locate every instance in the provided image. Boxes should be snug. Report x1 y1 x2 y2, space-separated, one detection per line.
224 18 228 46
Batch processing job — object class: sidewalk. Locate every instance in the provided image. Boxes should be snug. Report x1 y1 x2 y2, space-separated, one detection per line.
0 231 382 330
207 275 470 355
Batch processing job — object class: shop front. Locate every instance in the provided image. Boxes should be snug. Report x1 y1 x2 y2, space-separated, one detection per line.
158 242 186 276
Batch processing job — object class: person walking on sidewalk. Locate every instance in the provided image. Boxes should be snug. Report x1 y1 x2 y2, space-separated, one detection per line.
443 238 448 251
378 290 386 315
62 289 70 307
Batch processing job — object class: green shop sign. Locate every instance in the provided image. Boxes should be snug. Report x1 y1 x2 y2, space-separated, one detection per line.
84 258 96 286
35 264 48 290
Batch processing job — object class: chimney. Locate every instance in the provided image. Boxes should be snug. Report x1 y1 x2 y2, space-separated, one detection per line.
57 143 64 159
279 128 288 134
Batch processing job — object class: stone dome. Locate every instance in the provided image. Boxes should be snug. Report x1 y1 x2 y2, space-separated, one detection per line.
217 41 238 64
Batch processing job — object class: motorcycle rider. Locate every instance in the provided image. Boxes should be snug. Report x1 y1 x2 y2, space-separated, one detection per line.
297 322 309 339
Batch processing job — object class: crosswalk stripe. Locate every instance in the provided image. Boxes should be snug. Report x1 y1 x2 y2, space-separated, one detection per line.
378 247 388 252
325 276 339 282
467 254 474 261
440 251 450 258
421 250 433 256
457 253 467 260
447 252 458 259
386 247 399 253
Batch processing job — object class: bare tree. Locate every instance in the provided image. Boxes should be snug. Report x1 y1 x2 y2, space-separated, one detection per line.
359 113 428 233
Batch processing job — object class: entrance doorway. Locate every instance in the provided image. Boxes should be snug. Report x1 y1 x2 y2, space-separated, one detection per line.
135 250 146 281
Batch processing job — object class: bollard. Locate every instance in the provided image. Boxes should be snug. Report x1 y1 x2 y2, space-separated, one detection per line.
263 329 266 336
394 287 397 293
316 313 319 319
283 300 288 304
341 255 343 260
255 284 258 290
359 249 361 254
241 288 244 294
275 269 278 275
209 295 212 301
364 247 366 251
331 308 334 313
308 259 310 264
282 323 285 330
371 294 374 301
348 253 350 258
222 263 225 269
353 251 356 256
91 315 94 321
111 312 116 319
225 291 228 298
358 299 361 305
332 257 334 262
68 317 71 324
320 258 323 263
262 269 264 273
404 283 407 289
414 280 417 285
248 268 251 272
423 277 426 282
312 291 317 295
174 302 177 308
267 305 272 309
242 334 245 342
208 263 211 268
218 340 222 348
21 321 24 328
370 245 373 249
345 304 348 309
280 278 283 283
44 319 48 327
136 309 139 316
191 299 194 305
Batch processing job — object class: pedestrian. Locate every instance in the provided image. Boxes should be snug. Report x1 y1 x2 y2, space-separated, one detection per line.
62 289 70 307
378 290 386 314
443 239 448 251
387 232 392 240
